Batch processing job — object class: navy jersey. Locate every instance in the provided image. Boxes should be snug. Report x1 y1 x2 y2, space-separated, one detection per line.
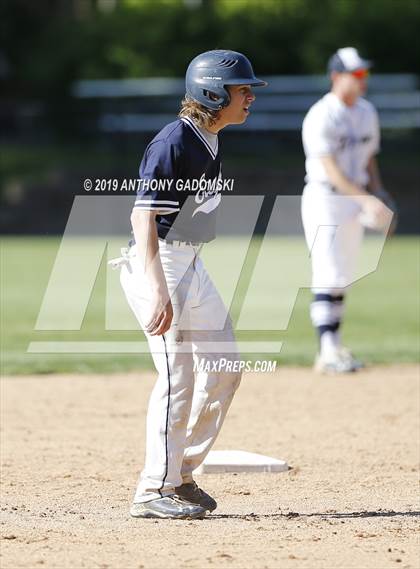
134 117 222 242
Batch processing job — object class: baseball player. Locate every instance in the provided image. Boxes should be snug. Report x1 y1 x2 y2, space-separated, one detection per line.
118 50 266 518
301 47 394 374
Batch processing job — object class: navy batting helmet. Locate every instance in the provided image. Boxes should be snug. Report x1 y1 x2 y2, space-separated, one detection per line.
185 49 267 110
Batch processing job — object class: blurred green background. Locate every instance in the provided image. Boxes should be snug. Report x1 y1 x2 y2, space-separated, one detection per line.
1 0 419 374
1 0 419 234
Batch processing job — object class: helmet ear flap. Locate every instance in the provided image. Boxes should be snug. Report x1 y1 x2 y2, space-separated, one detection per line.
203 86 231 109
221 86 231 108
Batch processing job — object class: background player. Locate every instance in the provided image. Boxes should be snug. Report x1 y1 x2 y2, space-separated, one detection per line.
301 47 395 374
119 50 266 518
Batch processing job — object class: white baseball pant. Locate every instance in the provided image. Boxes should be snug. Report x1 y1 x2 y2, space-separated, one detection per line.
120 240 241 503
301 183 365 294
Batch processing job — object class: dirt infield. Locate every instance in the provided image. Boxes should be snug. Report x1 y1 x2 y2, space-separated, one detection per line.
1 365 419 569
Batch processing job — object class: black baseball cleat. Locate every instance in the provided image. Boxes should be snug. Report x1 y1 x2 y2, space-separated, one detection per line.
175 481 217 512
130 495 206 519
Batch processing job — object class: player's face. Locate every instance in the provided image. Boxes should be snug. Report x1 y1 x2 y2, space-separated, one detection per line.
221 85 256 125
333 69 369 102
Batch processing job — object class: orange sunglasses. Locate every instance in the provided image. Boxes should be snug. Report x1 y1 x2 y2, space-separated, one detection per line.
351 68 370 79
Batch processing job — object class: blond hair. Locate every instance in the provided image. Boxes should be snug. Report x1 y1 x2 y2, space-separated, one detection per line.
178 95 220 128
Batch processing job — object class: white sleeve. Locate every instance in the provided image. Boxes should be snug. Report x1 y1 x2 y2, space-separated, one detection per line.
302 106 336 158
371 106 381 155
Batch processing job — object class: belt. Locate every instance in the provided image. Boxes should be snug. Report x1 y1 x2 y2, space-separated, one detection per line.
159 238 202 247
108 239 203 270
314 182 367 193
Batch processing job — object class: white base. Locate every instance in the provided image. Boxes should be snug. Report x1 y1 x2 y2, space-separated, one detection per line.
193 450 288 474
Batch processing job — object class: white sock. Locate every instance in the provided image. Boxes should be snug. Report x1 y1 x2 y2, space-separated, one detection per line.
320 331 340 358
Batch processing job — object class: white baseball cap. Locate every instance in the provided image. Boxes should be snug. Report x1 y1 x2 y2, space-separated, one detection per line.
328 47 372 73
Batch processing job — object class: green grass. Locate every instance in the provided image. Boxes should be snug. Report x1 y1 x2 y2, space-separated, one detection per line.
1 236 419 374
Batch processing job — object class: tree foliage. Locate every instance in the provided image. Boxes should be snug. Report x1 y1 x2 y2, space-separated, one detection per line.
1 0 419 98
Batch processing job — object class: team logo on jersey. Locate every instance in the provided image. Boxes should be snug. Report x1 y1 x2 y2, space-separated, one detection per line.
192 173 222 217
192 192 222 217
338 135 372 150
